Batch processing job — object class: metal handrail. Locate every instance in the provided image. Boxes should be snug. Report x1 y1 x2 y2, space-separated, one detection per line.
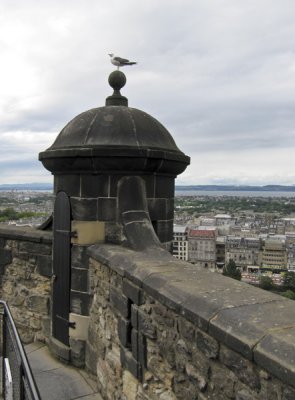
0 300 41 400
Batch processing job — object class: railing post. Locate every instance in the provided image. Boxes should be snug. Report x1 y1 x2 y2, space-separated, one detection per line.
0 300 41 400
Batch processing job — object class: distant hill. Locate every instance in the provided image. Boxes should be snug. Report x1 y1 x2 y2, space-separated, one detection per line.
175 185 295 192
0 183 53 191
1 183 295 192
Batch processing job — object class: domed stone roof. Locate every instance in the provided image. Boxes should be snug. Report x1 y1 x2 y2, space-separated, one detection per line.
39 71 189 176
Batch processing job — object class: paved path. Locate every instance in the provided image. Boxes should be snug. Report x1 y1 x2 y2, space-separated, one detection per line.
25 343 102 400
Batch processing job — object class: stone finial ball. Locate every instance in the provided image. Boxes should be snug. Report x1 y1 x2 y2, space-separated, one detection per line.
108 70 127 91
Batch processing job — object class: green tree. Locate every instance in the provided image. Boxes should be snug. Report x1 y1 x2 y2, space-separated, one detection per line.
259 275 273 291
283 271 295 291
282 290 295 300
223 259 241 281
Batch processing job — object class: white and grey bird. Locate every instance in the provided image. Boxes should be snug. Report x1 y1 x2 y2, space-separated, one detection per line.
108 53 137 69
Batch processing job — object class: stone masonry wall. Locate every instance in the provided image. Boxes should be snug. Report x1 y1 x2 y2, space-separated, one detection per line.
87 244 295 400
0 225 52 343
0 224 295 400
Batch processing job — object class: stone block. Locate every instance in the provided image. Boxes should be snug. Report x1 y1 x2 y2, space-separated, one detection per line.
196 330 219 359
49 336 71 363
283 386 295 400
71 267 89 292
25 295 49 314
220 346 260 390
110 287 130 318
178 317 195 341
80 174 110 197
0 248 12 266
122 369 139 400
254 326 295 389
36 254 52 277
69 313 90 340
70 291 93 315
236 389 256 400
123 279 143 305
147 198 167 221
71 197 98 221
85 341 98 375
154 219 174 243
19 241 51 255
172 373 199 400
118 317 131 348
138 309 156 340
69 338 86 368
131 304 139 330
41 316 51 337
120 347 143 381
165 198 174 220
71 245 89 269
105 222 125 244
210 300 295 360
155 176 174 199
71 220 105 245
132 329 147 368
54 174 80 196
97 197 117 221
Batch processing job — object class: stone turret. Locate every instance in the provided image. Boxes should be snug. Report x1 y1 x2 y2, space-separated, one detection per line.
38 70 189 364
39 70 190 247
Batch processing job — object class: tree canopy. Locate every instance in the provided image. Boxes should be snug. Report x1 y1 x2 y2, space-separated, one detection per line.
222 259 241 281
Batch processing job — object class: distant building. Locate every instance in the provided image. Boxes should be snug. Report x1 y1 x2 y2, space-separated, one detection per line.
214 214 234 226
188 228 216 268
172 225 188 261
216 236 225 272
225 236 261 269
261 237 287 270
286 234 295 271
215 214 235 235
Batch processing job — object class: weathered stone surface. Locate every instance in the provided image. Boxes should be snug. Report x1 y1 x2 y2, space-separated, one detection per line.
36 254 52 277
71 267 89 292
178 317 195 341
19 241 51 255
70 338 86 368
70 290 92 315
123 279 143 305
283 386 295 400
172 373 199 400
254 326 295 388
220 346 260 390
118 317 131 348
71 245 89 269
138 309 157 339
97 197 117 221
196 330 219 359
25 294 49 314
208 363 236 399
110 286 130 318
123 370 139 400
236 389 256 400
121 347 143 381
209 300 293 360
1 227 294 400
0 248 12 266
71 197 98 221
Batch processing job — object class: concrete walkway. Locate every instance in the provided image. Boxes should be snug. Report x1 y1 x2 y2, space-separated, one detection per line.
25 343 103 400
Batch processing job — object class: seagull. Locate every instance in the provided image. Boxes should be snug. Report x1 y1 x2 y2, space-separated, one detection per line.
108 53 137 70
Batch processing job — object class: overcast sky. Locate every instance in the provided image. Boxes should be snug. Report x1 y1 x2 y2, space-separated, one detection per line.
1 0 295 186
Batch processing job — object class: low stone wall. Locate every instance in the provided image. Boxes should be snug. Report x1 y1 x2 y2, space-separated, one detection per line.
87 244 295 400
0 225 52 343
0 223 295 400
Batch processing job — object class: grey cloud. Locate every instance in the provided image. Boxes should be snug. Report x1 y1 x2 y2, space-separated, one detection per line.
1 0 295 184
